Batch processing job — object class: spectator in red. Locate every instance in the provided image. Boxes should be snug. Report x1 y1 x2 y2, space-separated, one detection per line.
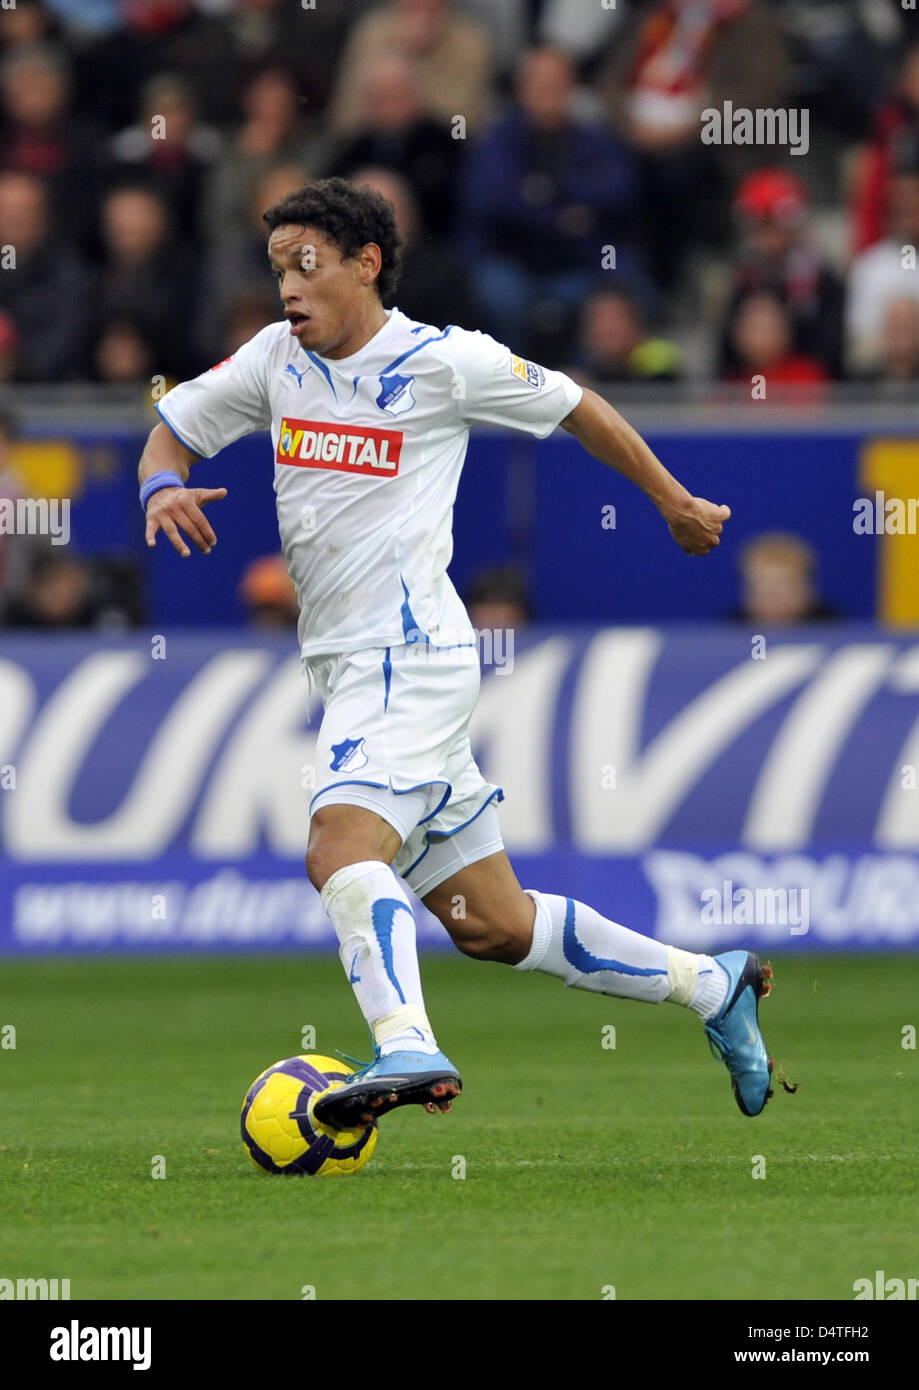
718 169 845 380
723 291 829 398
850 43 919 255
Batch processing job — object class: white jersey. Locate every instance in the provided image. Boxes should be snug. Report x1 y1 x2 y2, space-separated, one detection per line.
156 308 582 660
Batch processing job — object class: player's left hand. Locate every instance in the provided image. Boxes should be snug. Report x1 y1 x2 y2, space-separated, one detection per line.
666 498 731 556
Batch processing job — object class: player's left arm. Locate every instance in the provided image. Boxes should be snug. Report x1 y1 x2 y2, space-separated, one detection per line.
560 387 730 556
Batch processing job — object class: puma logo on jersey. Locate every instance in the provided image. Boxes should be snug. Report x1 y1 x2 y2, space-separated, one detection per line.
285 363 307 388
277 417 403 475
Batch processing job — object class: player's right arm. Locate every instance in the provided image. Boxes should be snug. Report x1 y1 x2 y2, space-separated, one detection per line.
139 423 227 558
138 328 274 557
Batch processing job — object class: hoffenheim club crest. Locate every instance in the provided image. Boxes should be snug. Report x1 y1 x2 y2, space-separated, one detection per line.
376 373 416 417
330 736 369 772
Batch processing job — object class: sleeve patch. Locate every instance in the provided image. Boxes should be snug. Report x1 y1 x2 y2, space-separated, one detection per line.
511 354 545 390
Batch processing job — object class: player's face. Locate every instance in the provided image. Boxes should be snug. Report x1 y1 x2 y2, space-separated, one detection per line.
267 224 381 358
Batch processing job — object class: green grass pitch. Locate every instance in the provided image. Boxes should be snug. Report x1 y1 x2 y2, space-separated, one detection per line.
1 951 916 1300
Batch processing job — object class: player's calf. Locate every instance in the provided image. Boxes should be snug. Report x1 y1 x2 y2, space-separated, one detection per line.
422 865 536 965
442 911 532 965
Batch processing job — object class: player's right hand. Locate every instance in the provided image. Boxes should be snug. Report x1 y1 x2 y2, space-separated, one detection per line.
145 486 228 557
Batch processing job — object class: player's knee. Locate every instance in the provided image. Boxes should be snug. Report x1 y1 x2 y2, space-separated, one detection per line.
304 824 358 892
306 805 400 892
304 840 330 892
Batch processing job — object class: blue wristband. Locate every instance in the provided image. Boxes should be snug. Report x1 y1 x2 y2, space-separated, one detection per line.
140 470 185 512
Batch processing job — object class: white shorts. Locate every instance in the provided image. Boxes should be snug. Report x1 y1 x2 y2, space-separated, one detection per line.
306 642 504 896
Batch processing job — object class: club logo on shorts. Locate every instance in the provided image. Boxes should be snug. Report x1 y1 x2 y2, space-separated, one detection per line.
511 354 545 390
376 373 416 417
277 417 402 476
330 736 369 772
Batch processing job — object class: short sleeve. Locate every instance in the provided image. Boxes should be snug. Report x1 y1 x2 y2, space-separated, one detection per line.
448 327 582 437
155 329 273 458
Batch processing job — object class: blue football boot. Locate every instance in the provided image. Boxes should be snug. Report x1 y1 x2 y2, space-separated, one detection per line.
704 951 774 1116
313 1047 461 1129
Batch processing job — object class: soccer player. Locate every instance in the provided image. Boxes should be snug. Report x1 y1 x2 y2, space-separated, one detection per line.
139 178 774 1128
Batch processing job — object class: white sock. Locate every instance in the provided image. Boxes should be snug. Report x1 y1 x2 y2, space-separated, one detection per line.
320 860 438 1055
515 890 729 1016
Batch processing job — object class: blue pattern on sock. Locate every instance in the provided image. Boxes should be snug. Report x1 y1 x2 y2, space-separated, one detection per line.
370 898 412 1003
562 898 667 977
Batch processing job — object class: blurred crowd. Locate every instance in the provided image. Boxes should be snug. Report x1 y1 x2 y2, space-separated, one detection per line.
0 0 917 393
0 0 910 632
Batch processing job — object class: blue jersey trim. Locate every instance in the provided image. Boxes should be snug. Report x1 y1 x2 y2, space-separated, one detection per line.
400 576 424 644
309 779 386 813
300 324 452 406
309 777 451 822
382 646 392 712
399 575 476 651
305 351 337 398
402 787 505 879
425 786 505 840
154 403 201 458
379 325 454 377
402 843 430 879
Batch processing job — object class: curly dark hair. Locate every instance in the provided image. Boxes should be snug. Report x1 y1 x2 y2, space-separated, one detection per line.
262 177 404 304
